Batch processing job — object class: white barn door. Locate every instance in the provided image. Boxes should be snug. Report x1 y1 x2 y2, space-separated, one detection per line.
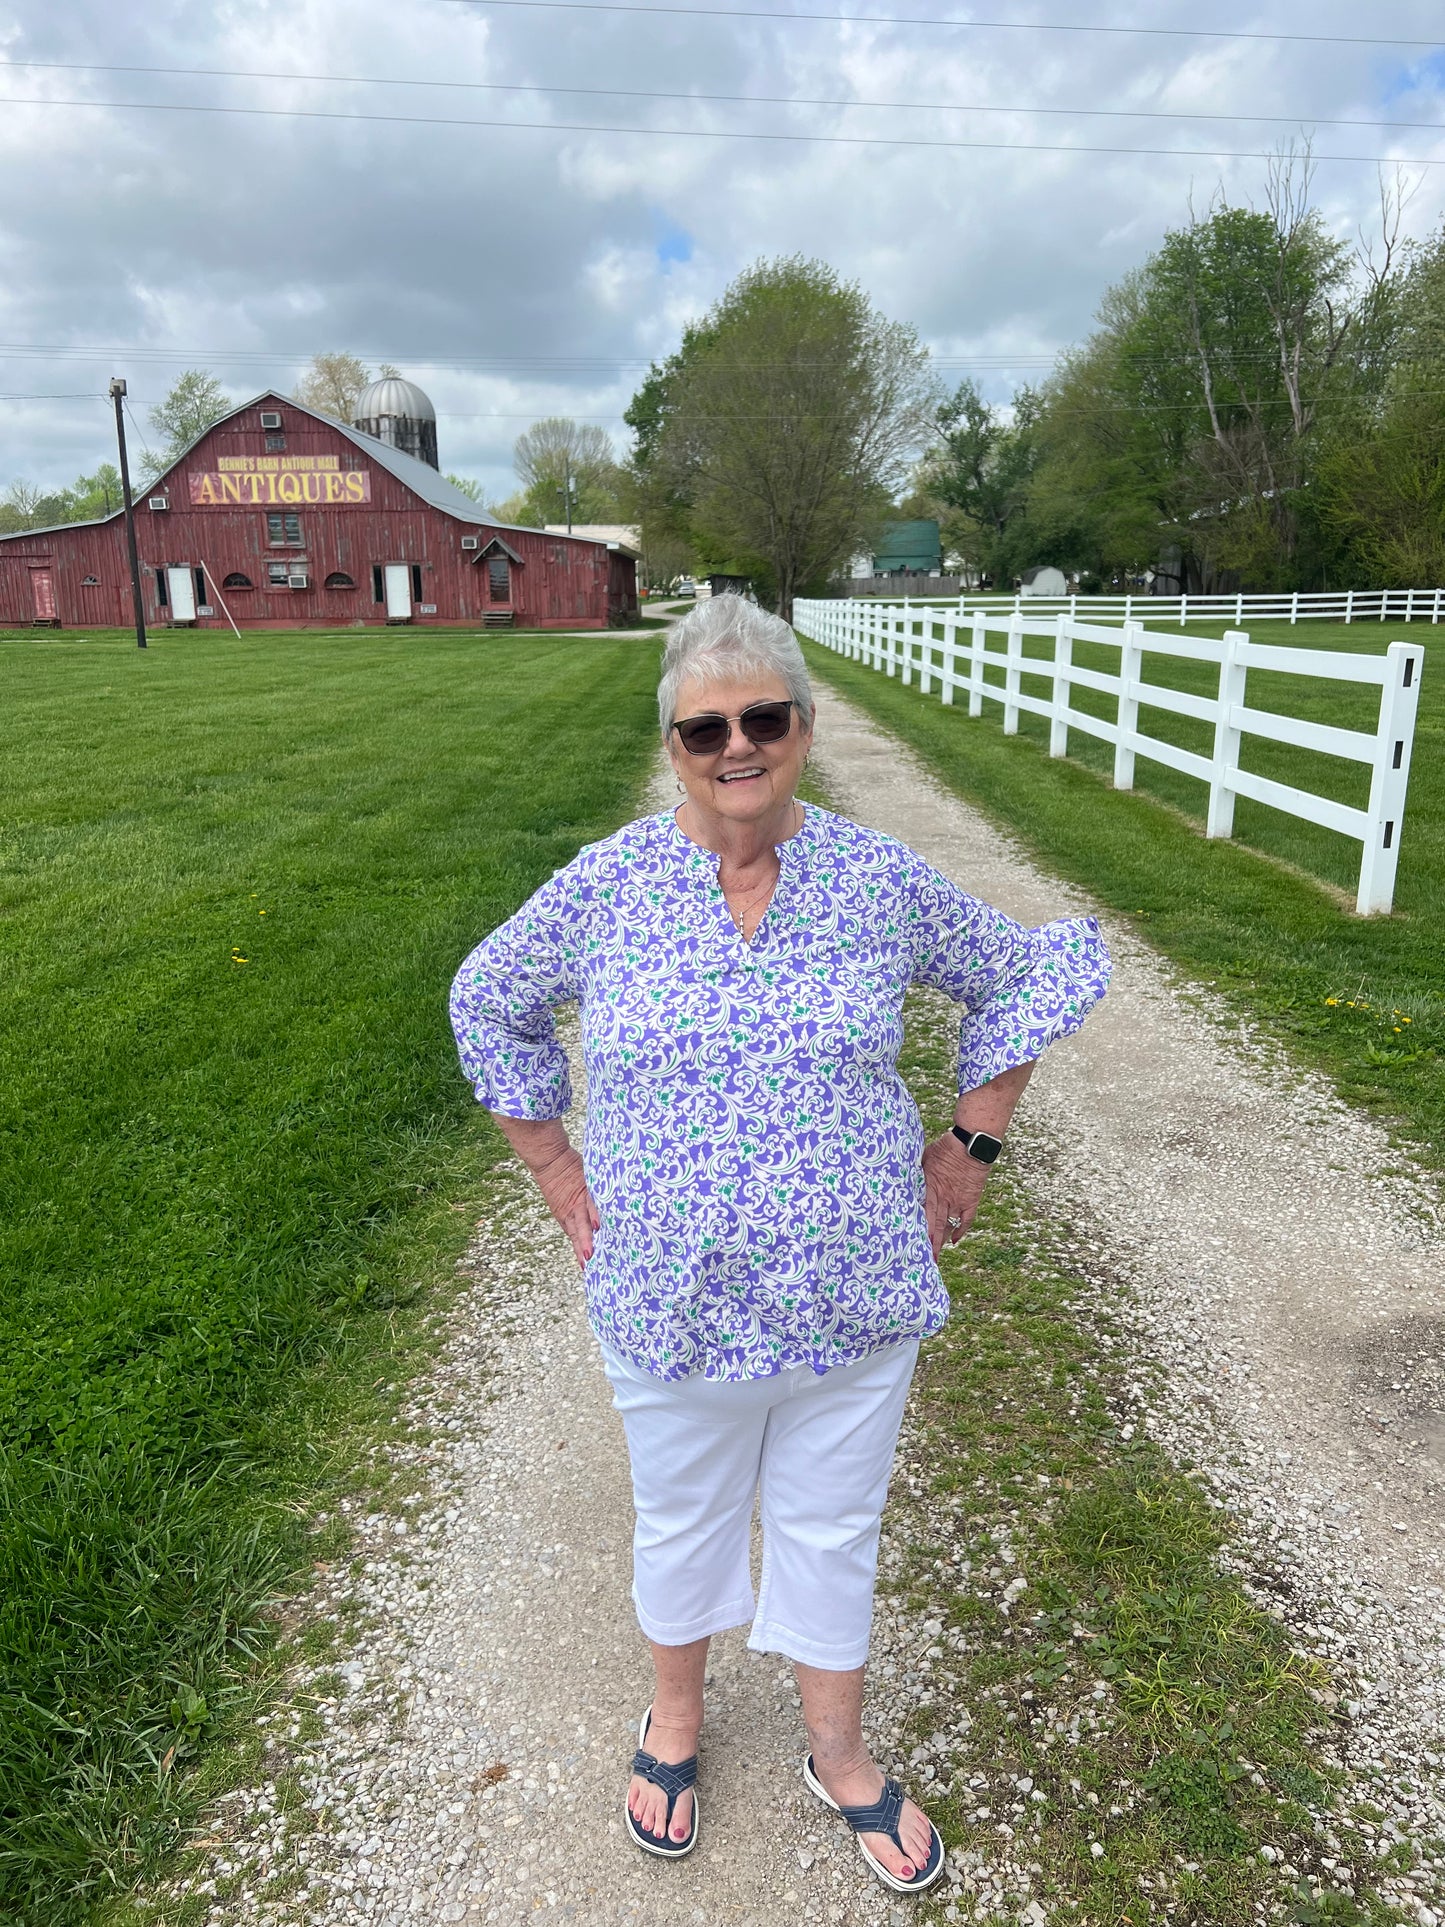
166 567 197 620
384 564 412 621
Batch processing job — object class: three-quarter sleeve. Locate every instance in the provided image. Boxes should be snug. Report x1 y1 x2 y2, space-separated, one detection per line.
449 864 585 1119
907 862 1111 1090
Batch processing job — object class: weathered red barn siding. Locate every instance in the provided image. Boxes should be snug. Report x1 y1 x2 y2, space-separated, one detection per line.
0 394 638 631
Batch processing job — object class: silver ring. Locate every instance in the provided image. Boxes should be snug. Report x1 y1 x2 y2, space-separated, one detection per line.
946 1214 963 1230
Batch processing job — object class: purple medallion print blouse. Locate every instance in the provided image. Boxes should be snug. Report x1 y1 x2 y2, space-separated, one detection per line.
450 805 1110 1384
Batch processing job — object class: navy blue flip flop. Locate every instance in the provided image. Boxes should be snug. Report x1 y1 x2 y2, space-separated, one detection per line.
803 1751 945 1894
625 1706 699 1859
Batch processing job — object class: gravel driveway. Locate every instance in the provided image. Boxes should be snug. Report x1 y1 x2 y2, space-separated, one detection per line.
177 683 1445 1926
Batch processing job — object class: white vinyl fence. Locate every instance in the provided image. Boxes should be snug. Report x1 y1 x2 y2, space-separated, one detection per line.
876 587 1444 627
794 598 1425 916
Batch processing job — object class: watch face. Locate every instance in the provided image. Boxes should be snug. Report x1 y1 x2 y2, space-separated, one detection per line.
969 1132 1004 1164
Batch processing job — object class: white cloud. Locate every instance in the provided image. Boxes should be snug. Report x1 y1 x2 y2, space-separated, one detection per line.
0 0 1441 494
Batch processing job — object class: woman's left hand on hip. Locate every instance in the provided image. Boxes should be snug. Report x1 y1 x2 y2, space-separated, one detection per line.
921 1131 992 1258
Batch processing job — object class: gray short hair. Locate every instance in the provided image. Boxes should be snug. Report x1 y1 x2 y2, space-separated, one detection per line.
658 595 814 740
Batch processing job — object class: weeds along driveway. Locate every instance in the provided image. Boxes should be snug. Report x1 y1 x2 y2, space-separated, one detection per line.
160 686 1445 1927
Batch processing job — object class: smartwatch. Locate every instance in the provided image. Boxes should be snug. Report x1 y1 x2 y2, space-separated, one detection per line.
951 1124 1004 1164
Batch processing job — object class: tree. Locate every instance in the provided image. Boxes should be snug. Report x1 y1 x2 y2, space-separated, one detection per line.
1313 222 1445 584
146 370 231 477
293 352 371 421
511 417 625 525
911 379 1040 583
634 257 934 617
1012 155 1406 589
444 472 486 503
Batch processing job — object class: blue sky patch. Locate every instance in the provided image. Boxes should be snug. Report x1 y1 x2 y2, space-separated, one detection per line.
653 217 694 267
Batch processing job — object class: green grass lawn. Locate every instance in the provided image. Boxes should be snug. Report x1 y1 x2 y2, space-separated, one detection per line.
0 628 660 1924
895 991 1406 1926
798 618 1443 1161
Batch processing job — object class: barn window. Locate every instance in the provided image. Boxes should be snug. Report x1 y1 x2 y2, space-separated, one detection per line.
324 571 356 590
265 433 286 452
268 562 290 585
82 575 100 586
267 511 303 546
488 555 511 600
372 565 384 603
222 572 253 590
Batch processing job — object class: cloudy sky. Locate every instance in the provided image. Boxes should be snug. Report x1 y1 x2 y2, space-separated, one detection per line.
1 0 1442 499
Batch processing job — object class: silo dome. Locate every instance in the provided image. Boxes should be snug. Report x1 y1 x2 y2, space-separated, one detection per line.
352 375 439 469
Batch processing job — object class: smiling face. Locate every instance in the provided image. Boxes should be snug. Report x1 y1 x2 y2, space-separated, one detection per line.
667 670 814 833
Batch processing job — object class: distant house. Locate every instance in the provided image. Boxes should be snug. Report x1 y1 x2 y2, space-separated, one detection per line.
870 520 942 576
1019 565 1069 597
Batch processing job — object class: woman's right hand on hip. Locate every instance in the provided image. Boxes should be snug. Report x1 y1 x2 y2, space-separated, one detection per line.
488 1115 600 1268
531 1143 601 1268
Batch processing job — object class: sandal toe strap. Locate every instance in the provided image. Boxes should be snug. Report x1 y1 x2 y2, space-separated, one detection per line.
631 1747 697 1802
836 1775 905 1841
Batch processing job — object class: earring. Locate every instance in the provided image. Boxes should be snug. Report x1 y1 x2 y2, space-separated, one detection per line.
676 780 685 794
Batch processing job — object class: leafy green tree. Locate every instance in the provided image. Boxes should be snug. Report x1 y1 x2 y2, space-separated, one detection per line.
633 257 933 617
912 378 1040 583
294 352 371 421
1015 158 1405 588
146 370 232 477
444 472 486 503
1313 223 1445 585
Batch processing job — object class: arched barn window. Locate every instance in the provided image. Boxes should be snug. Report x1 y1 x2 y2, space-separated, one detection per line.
324 571 356 590
222 572 254 590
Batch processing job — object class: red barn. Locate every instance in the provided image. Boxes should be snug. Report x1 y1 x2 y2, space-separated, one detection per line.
0 388 638 632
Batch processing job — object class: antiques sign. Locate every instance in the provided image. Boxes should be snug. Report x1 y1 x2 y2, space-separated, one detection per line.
188 454 372 506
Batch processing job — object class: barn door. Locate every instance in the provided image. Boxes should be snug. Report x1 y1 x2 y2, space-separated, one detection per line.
29 568 56 622
383 564 412 621
166 567 197 621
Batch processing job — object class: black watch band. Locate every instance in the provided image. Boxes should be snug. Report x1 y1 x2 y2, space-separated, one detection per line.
951 1124 1004 1165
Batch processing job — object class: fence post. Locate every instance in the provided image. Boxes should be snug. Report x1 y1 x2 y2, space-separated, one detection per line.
969 611 985 717
1180 593 1189 628
1346 589 1354 626
1049 614 1072 758
1356 640 1424 915
1124 592 1132 623
940 614 957 705
1290 591 1299 625
1206 629 1248 839
1003 610 1024 735
1406 589 1415 623
1114 620 1143 790
1434 588 1442 626
1236 592 1244 624
920 611 934 695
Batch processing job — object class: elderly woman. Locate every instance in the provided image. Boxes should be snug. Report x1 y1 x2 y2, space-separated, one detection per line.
449 597 1109 1894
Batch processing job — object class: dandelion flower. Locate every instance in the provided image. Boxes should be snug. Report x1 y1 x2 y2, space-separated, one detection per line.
1325 997 1338 1007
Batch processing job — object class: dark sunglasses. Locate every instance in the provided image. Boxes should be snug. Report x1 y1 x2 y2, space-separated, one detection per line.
670 700 796 757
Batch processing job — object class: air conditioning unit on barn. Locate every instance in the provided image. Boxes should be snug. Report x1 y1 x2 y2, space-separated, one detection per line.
259 410 283 429
461 535 480 550
287 572 310 589
148 495 169 510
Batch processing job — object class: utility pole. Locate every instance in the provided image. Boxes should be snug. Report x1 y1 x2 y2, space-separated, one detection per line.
109 377 147 650
563 459 575 534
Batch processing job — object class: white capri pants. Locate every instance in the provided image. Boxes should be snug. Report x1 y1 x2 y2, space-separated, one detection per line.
601 1338 919 1671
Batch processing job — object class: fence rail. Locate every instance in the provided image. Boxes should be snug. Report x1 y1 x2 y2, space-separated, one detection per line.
794 597 1425 915
856 586 1444 626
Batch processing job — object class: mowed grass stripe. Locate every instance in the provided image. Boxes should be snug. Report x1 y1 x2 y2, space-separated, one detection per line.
0 630 660 1923
801 620 1443 1160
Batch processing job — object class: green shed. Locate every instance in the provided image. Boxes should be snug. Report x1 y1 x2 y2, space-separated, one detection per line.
871 519 942 574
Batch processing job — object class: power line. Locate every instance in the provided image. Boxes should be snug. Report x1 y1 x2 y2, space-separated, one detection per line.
440 0 1445 51
6 57 1444 136
4 93 1440 166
